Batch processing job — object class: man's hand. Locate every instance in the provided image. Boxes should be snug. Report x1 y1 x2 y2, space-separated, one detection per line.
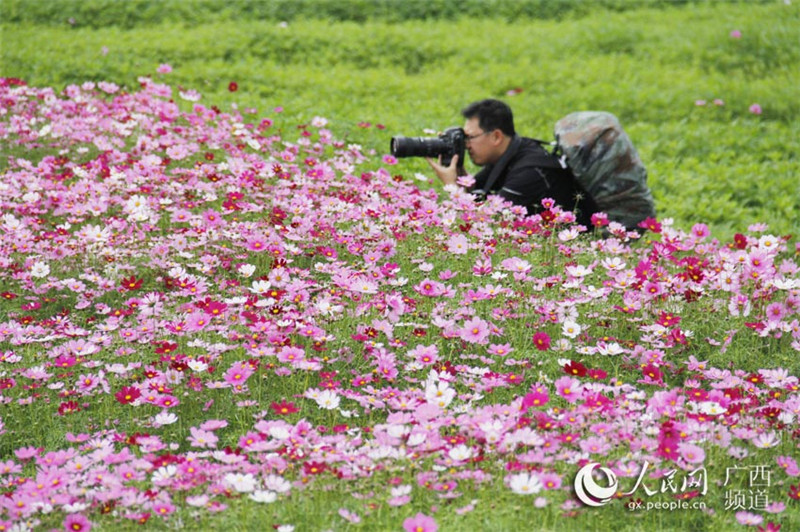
425 154 463 186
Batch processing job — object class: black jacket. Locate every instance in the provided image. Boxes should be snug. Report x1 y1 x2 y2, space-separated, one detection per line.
472 136 598 227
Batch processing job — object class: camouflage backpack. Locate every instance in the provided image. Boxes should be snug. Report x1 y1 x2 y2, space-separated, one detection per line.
552 111 656 230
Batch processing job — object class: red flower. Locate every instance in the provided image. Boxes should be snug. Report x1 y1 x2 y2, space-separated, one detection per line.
303 461 327 475
115 386 141 404
121 275 143 291
228 81 238 92
563 360 587 377
638 217 662 233
270 400 299 416
58 401 81 415
154 342 178 354
732 233 748 249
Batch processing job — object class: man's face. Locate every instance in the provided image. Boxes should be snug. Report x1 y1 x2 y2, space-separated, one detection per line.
463 117 499 166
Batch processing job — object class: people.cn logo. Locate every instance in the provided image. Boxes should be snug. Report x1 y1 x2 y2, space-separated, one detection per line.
573 462 619 507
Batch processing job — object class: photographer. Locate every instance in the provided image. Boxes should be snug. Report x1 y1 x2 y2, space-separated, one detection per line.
426 99 599 227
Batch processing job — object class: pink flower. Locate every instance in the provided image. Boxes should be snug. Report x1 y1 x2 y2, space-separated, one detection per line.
590 212 609 227
691 223 710 239
730 29 742 38
554 376 583 403
157 63 173 74
64 514 92 531
678 442 706 464
188 426 219 448
460 317 490 344
749 103 763 115
539 472 562 490
403 512 438 532
777 456 800 476
736 511 763 525
382 154 398 165
447 234 470 255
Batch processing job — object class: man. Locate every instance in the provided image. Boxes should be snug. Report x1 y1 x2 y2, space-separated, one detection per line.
427 99 598 227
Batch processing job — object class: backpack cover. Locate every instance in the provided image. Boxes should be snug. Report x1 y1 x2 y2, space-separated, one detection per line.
554 111 656 230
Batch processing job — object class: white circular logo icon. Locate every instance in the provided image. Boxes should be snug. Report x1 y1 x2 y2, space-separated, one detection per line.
574 462 619 507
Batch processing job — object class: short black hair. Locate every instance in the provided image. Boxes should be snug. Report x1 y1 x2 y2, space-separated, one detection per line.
461 99 515 137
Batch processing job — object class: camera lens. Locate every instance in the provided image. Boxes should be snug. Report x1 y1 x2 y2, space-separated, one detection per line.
390 136 448 159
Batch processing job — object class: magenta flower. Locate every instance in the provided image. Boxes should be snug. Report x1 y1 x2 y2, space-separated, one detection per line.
403 512 438 532
532 331 551 351
63 513 92 531
749 103 762 115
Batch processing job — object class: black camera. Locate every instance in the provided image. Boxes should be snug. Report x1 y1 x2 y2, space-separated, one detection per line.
390 127 466 168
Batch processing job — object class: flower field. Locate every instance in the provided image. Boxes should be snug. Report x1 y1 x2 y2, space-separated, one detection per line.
0 70 798 531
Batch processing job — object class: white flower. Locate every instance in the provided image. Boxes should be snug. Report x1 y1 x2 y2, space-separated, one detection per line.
30 261 50 278
152 465 177 483
562 320 582 339
696 401 725 416
225 472 257 493
757 234 780 251
249 490 278 503
2 213 22 231
558 228 581 242
249 279 272 294
601 257 626 271
316 298 343 316
268 426 290 440
153 412 178 426
424 380 455 408
238 264 256 277
390 484 412 498
186 494 209 507
264 474 292 493
62 501 90 512
407 432 427 447
448 444 473 462
187 359 208 372
508 472 542 495
315 390 341 410
565 264 592 277
752 431 781 449
595 341 624 356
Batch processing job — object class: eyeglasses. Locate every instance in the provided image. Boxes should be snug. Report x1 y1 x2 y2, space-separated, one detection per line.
464 131 491 143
